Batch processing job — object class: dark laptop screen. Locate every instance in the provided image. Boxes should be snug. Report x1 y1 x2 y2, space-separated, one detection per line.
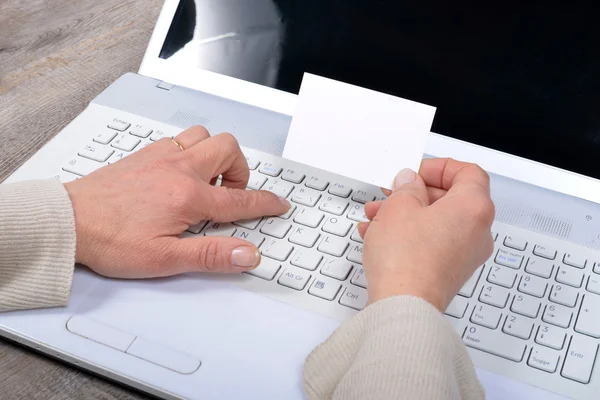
160 1 600 180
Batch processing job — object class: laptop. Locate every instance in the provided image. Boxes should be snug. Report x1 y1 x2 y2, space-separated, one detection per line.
2 1 600 399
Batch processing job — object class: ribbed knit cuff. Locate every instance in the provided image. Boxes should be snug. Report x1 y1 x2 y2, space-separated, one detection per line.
0 179 76 311
303 296 485 400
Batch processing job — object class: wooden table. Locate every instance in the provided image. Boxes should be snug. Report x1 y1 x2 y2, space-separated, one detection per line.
0 1 162 398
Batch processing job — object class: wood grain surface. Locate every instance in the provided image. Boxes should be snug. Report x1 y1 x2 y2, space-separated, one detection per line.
0 0 162 398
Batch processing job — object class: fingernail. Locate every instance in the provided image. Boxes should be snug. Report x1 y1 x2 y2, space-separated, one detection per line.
279 197 292 209
393 168 417 189
230 246 260 268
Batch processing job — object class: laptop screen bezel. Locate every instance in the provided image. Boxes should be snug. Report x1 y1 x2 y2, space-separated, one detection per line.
139 0 600 205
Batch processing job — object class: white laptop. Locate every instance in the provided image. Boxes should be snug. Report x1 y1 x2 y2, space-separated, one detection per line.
2 1 600 399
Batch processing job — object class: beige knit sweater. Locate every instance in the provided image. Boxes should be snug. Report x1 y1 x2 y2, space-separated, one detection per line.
0 179 485 399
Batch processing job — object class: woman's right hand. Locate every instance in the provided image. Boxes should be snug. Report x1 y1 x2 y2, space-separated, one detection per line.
359 158 495 312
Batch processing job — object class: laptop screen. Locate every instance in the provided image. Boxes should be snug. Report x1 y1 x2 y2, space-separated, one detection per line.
159 0 600 180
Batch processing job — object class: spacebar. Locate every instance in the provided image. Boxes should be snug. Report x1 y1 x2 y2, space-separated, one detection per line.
463 325 526 362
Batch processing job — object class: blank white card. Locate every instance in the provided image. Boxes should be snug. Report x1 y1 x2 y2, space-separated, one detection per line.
283 73 436 189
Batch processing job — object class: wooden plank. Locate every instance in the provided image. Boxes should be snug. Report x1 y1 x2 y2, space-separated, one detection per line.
0 0 162 398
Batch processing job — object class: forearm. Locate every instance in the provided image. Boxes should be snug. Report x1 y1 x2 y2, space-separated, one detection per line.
303 296 485 400
0 179 76 311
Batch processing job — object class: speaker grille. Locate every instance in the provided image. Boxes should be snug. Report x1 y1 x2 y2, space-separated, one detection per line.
167 110 210 129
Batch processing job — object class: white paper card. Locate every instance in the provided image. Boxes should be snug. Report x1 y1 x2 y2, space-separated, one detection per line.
283 73 436 189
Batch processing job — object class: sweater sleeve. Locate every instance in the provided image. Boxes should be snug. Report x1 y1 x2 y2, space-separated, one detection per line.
0 179 76 312
303 296 485 400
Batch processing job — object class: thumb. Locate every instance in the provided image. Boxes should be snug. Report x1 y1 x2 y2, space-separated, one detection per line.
390 168 430 207
169 235 261 273
208 187 291 221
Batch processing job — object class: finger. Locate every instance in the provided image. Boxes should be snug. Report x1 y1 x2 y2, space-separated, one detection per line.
357 221 369 238
381 188 392 197
365 201 384 220
185 132 249 189
168 126 211 152
419 158 490 194
389 168 430 207
168 236 262 273
206 187 291 222
427 187 447 203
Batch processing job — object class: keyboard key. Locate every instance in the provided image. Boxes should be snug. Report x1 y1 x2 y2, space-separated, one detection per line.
318 235 348 257
347 204 368 222
321 258 353 280
347 243 363 264
203 222 236 237
524 257 554 279
504 235 527 251
78 144 114 163
62 157 104 176
479 284 510 308
339 286 368 310
542 304 573 328
260 218 292 239
495 248 524 269
350 227 363 243
561 335 599 384
549 284 579 308
52 171 78 183
351 190 375 204
511 294 541 318
291 250 322 271
246 258 281 280
261 239 294 261
470 304 502 329
111 134 140 152
233 218 262 230
535 324 566 350
278 204 296 220
281 168 305 183
278 268 311 290
291 187 322 207
129 124 152 138
259 163 282 177
563 253 587 269
528 346 560 373
502 314 534 339
186 221 208 234
329 183 352 198
458 265 483 298
491 231 498 241
487 265 517 288
294 208 324 228
575 295 600 338
288 226 320 247
107 150 127 164
322 217 352 237
264 179 294 198
463 325 526 362
107 118 130 131
518 274 547 298
350 268 367 288
93 130 118 145
245 156 260 170
247 173 267 190
586 275 600 295
445 296 469 319
233 229 265 247
556 265 584 288
533 244 557 260
309 278 341 300
150 130 171 141
319 196 349 216
306 176 329 191
595 262 600 274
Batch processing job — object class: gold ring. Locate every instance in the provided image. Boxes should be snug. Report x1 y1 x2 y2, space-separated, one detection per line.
172 139 185 151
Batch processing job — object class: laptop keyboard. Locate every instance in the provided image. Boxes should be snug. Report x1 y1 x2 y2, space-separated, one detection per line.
55 115 600 398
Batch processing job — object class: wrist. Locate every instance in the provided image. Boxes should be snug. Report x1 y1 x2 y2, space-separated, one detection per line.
367 281 447 312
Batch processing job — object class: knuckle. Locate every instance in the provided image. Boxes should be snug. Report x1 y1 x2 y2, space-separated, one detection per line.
197 240 222 271
470 195 495 225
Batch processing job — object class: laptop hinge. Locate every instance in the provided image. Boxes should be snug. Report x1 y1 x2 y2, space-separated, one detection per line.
156 81 175 91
